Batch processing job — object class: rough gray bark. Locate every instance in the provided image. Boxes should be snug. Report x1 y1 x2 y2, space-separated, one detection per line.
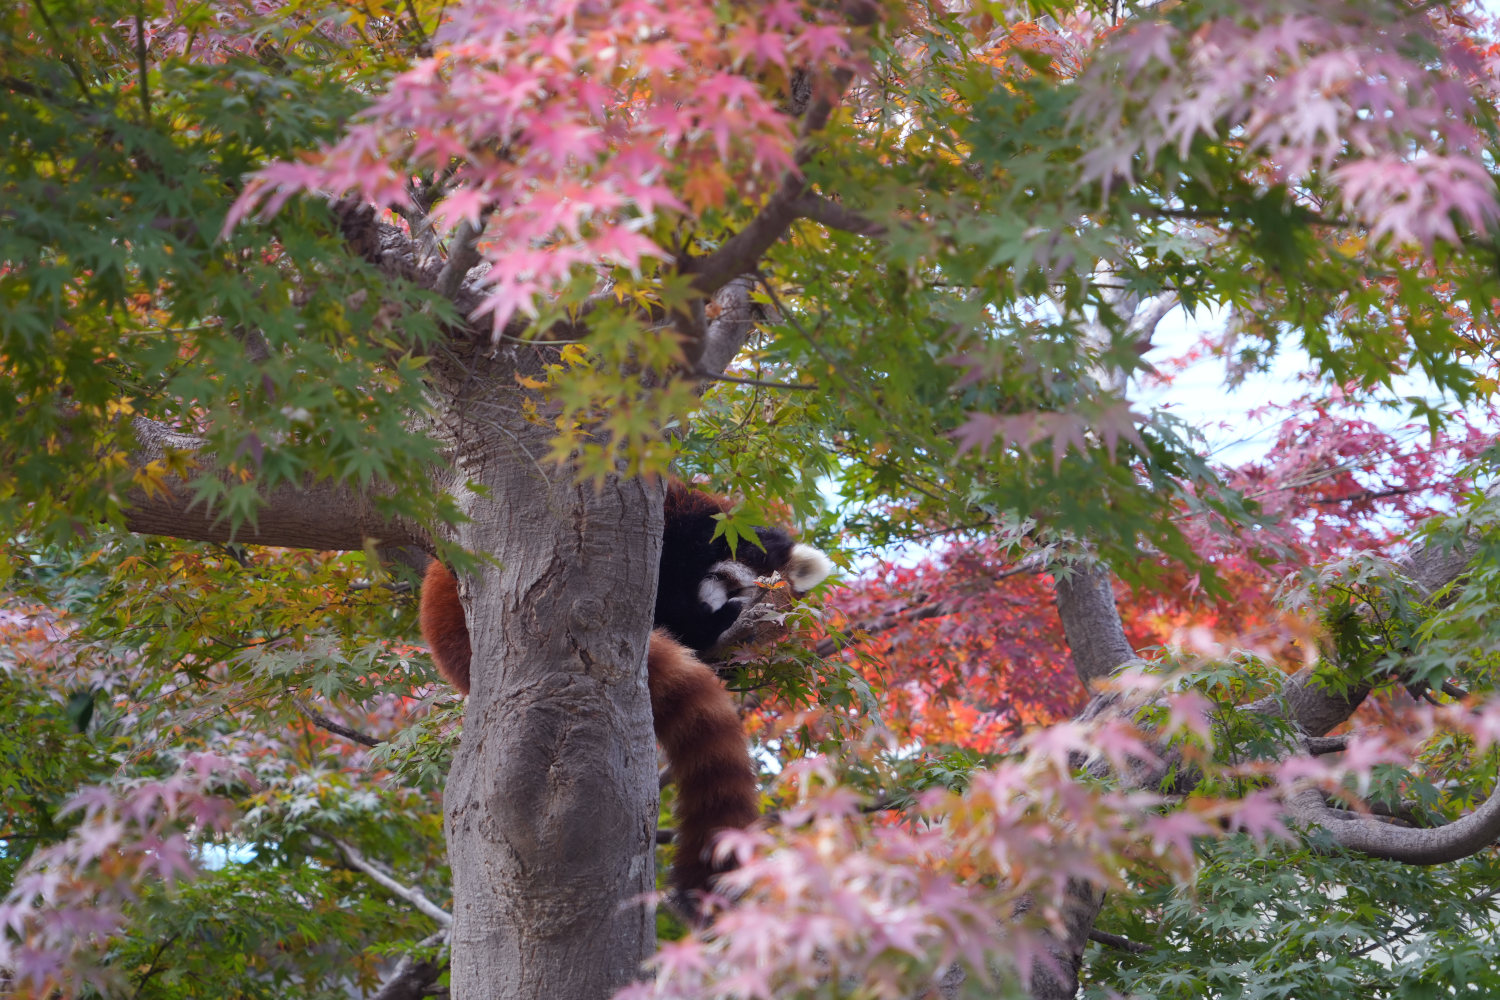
1285 783 1500 864
1053 561 1141 688
1020 558 1134 1000
122 353 664 1000
417 344 662 1000
369 930 449 1000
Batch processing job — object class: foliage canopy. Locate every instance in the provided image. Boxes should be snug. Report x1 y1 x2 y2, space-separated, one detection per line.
6 0 1500 997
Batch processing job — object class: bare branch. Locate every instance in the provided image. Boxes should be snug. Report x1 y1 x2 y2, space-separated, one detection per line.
692 368 817 391
1303 734 1350 755
1243 533 1480 736
696 276 763 377
1287 784 1500 865
682 9 876 300
1242 666 1373 739
813 599 956 659
1088 928 1151 955
684 170 815 297
1350 887 1500 958
294 699 382 748
788 192 888 237
1123 291 1177 352
330 197 486 319
370 929 449 1000
322 834 453 927
434 215 488 299
810 558 1044 659
121 417 428 552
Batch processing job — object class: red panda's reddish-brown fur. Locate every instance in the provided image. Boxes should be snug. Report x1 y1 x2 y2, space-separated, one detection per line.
418 561 472 693
418 561 759 905
645 630 761 898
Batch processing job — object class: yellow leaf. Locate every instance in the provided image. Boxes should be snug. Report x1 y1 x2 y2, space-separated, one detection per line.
131 459 175 500
1335 234 1366 256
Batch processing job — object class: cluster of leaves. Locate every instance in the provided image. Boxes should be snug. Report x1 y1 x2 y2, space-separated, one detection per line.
9 0 1500 996
623 666 1408 1000
0 535 454 999
644 498 1500 998
228 0 859 332
0 0 451 559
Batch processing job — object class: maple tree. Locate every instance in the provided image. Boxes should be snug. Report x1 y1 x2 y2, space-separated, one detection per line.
6 0 1500 998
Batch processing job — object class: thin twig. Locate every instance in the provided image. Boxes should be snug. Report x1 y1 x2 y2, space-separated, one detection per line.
295 699 382 748
1088 928 1151 955
693 368 818 391
29 0 94 102
130 932 181 999
400 0 429 50
753 272 896 425
322 835 453 927
134 3 151 124
1350 886 1500 957
811 556 1044 658
1309 486 1417 506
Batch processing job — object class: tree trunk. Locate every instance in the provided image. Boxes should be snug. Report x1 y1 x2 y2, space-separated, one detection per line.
430 352 661 1000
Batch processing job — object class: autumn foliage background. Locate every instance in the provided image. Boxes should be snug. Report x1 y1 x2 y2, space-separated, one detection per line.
8 0 1500 998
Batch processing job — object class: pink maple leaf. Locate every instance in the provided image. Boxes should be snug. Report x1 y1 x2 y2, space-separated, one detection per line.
1228 789 1290 846
1143 810 1214 860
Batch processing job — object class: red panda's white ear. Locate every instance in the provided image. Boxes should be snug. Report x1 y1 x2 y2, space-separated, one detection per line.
785 544 833 593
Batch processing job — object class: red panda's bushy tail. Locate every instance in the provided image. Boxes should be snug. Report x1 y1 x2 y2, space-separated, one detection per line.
419 565 759 901
419 562 472 694
647 629 760 903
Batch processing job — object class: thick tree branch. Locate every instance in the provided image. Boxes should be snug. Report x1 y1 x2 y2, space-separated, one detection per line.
434 215 487 300
788 192 888 237
1053 560 1141 687
1088 928 1151 955
1242 665 1372 739
330 197 486 320
1032 525 1482 998
1242 533 1478 736
1286 784 1500 864
682 6 875 300
684 171 816 298
121 416 427 551
369 929 449 1000
1304 734 1350 755
696 276 765 377
323 835 454 927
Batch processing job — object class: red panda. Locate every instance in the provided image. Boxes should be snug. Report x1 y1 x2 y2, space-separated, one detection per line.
418 482 831 911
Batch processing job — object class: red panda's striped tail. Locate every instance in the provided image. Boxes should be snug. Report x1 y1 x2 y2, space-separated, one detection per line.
647 629 760 908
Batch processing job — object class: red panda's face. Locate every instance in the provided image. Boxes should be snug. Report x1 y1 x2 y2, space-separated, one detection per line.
698 561 760 613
